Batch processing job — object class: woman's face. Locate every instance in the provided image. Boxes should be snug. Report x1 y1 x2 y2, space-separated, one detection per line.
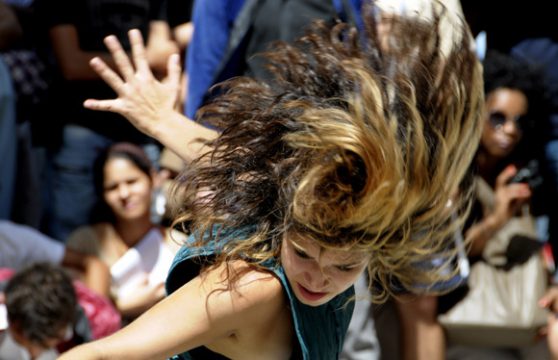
281 234 369 306
481 88 528 160
103 157 153 221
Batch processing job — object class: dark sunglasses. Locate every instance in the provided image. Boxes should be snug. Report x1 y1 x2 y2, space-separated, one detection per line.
487 111 531 134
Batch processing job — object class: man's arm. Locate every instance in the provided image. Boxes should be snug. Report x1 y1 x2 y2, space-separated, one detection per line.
49 21 178 82
145 20 180 78
49 24 123 81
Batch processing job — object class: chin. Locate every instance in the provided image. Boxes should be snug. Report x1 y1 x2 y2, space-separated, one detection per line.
292 284 334 307
117 210 149 222
487 148 511 160
296 296 331 307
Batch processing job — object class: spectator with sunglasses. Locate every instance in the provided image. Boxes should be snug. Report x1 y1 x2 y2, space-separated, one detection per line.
466 50 547 258
438 52 550 359
390 51 548 360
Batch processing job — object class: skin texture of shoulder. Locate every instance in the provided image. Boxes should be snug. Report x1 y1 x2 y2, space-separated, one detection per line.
162 227 184 255
59 260 293 360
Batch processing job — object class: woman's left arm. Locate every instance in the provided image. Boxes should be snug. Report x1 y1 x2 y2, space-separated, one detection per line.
58 261 284 359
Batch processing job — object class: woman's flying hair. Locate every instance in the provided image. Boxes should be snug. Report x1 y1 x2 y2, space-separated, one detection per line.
172 0 484 300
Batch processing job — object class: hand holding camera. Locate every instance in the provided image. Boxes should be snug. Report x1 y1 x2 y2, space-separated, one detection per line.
506 159 543 190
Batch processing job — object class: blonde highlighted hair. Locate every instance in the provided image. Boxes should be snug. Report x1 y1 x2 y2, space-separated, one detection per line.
173 0 483 301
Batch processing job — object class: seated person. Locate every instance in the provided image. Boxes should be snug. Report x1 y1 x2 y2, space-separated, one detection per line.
66 142 184 321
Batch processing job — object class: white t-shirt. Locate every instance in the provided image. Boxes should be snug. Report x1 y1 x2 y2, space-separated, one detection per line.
110 228 174 299
0 221 65 270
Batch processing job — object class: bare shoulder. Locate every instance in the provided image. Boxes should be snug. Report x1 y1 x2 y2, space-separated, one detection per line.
56 260 288 359
230 261 284 303
163 227 186 255
195 260 286 327
202 260 284 305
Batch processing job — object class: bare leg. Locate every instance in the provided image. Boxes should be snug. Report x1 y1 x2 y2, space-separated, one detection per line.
395 294 445 360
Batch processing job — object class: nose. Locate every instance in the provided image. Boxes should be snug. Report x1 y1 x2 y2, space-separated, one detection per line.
502 118 521 137
117 184 130 199
303 263 330 291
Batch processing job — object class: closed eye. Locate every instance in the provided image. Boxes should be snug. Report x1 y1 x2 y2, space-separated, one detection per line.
294 248 311 259
104 184 118 192
335 265 358 272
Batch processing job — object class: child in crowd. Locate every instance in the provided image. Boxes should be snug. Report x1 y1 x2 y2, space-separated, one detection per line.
0 263 77 360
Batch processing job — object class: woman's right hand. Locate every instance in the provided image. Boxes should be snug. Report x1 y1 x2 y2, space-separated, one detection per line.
491 165 532 226
84 28 218 162
466 165 533 256
84 29 182 140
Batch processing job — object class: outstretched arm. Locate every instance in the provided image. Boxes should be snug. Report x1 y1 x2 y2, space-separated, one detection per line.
114 280 166 319
58 261 284 359
84 29 217 162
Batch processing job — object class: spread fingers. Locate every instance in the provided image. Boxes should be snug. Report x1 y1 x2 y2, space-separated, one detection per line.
90 57 125 94
129 29 152 77
104 35 135 81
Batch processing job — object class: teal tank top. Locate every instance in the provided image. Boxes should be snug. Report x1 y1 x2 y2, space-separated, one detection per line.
165 228 355 360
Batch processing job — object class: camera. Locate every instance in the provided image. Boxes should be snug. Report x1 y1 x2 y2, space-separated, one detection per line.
507 159 543 190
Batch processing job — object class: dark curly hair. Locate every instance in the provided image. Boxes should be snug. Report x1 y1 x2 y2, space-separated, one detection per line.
172 0 484 301
482 50 548 162
5 262 77 348
483 50 546 104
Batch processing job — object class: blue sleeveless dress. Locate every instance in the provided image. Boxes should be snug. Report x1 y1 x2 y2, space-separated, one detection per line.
165 228 354 360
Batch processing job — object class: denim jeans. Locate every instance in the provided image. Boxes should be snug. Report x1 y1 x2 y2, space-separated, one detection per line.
45 125 112 241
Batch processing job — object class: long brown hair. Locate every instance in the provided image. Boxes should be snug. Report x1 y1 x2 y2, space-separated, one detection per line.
172 0 483 301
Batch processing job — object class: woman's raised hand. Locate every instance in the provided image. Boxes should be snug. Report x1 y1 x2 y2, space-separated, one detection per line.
84 29 182 139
